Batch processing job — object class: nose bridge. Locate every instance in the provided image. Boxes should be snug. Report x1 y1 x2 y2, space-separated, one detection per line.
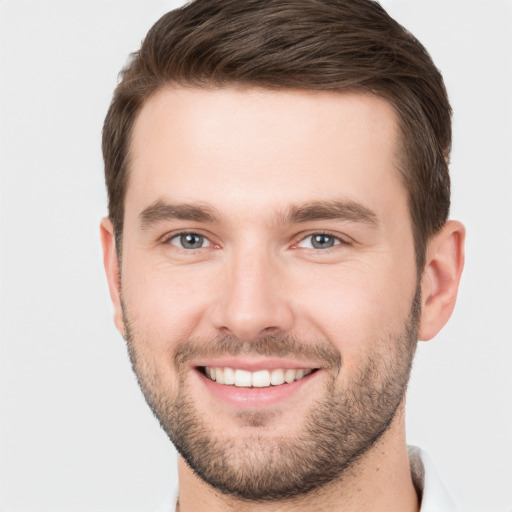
212 242 293 340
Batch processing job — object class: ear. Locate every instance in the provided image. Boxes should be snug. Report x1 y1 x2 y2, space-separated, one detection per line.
418 220 466 341
100 218 126 337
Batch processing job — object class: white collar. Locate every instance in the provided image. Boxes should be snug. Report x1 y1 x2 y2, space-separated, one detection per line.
408 445 456 511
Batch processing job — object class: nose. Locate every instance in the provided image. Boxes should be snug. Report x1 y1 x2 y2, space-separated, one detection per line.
209 248 295 341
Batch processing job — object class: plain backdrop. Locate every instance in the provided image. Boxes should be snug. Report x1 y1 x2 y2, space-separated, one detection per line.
0 1 511 511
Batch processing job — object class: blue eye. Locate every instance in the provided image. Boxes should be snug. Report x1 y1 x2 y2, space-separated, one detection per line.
169 233 210 249
297 234 341 249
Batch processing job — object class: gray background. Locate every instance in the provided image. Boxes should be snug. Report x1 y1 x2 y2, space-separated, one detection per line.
0 1 511 510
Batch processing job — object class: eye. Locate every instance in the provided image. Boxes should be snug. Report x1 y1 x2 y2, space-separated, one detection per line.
168 232 211 250
297 233 342 249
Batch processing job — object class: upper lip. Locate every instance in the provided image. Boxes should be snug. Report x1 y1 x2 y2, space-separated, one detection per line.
191 357 321 372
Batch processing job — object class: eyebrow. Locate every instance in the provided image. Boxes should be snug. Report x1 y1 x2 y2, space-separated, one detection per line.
283 200 378 226
138 198 378 230
139 200 221 229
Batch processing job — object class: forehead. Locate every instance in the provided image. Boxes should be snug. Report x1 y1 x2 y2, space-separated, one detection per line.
126 86 404 221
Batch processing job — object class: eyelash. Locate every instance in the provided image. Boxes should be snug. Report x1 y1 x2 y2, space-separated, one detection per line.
164 231 214 250
294 232 346 250
163 231 348 251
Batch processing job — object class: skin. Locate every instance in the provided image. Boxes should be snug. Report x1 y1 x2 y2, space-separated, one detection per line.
101 86 465 512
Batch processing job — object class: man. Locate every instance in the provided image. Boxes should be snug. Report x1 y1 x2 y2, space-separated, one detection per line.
100 1 465 510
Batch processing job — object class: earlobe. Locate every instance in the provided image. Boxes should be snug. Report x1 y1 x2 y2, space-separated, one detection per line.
100 218 126 337
418 220 465 341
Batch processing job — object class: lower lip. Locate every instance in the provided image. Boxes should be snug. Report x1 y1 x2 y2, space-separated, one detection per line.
196 369 320 408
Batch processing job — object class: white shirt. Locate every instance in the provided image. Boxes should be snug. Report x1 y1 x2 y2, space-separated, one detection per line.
408 445 456 512
153 446 455 512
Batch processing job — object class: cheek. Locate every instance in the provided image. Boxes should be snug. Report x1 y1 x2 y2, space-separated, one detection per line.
121 257 214 350
293 261 417 360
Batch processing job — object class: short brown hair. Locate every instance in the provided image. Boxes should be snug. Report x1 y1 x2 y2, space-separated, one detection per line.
103 0 451 269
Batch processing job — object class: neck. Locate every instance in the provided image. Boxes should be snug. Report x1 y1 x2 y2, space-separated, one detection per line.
175 405 419 512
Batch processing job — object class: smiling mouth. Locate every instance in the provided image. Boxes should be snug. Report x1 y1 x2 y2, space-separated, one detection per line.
199 366 318 388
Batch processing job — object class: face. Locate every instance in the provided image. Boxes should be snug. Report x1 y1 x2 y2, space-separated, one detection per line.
115 87 420 500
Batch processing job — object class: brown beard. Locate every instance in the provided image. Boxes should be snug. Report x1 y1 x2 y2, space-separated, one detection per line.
122 287 420 502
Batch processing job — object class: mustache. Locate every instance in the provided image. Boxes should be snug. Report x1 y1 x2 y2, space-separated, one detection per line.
173 333 342 371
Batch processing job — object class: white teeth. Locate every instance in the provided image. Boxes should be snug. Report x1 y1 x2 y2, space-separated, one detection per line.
203 366 313 387
284 369 296 383
252 370 271 388
270 368 285 385
234 369 252 387
215 368 225 384
224 367 235 385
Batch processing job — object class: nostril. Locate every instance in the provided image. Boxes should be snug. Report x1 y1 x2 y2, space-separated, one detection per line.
261 326 281 335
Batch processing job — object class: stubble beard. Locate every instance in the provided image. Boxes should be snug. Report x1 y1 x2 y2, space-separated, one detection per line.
122 288 420 502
